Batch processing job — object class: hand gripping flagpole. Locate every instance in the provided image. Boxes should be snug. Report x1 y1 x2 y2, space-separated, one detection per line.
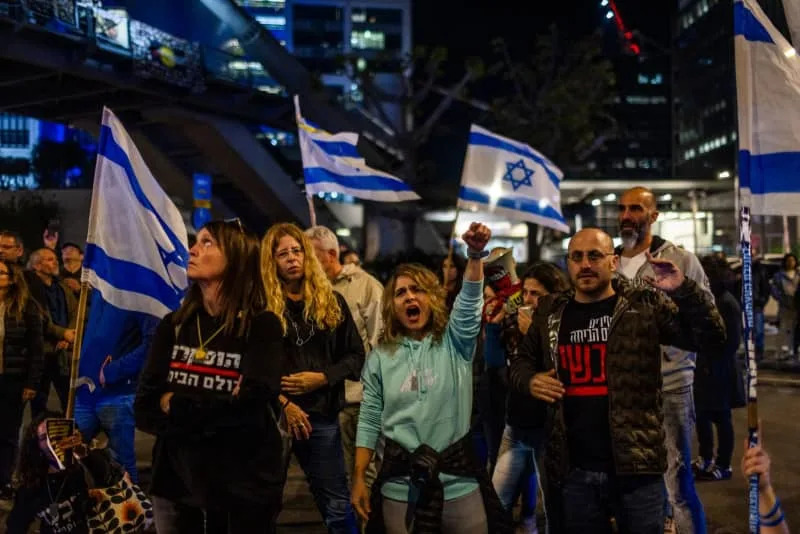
739 205 760 534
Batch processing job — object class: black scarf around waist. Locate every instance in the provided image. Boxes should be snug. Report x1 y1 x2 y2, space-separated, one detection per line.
366 434 512 534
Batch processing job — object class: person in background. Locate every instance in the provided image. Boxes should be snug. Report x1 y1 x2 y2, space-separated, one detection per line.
479 284 507 474
0 260 44 502
741 432 790 534
616 187 712 534
136 220 286 533
27 248 77 417
352 222 511 534
751 251 772 362
771 254 799 359
342 250 361 267
306 226 384 488
441 255 466 312
493 262 570 534
262 223 363 534
59 243 83 295
0 230 48 310
5 413 97 534
693 256 742 481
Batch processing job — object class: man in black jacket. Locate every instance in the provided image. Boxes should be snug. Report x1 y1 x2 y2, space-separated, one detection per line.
510 229 725 533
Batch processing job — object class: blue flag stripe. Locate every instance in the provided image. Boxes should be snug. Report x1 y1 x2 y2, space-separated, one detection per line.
311 139 362 159
458 186 567 224
84 243 184 310
97 125 189 262
468 132 561 189
738 150 800 193
734 1 774 43
303 167 414 192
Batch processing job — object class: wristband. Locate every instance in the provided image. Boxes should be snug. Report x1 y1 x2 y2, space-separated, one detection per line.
467 248 489 260
761 497 781 520
281 398 290 409
762 513 785 527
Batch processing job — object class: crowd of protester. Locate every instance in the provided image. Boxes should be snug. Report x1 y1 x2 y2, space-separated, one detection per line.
0 186 792 533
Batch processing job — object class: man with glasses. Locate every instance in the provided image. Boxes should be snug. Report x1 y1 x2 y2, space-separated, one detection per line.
510 228 724 533
615 187 713 534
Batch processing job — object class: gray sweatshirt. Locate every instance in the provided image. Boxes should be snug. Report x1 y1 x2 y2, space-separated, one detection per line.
616 236 713 391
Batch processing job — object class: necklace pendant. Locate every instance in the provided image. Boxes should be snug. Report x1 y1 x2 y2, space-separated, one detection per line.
195 348 207 361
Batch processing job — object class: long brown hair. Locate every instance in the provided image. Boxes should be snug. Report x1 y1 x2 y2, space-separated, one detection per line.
261 223 342 334
173 220 266 337
381 263 449 345
0 260 30 321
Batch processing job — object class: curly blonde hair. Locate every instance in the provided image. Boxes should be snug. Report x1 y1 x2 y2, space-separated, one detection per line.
261 223 342 334
382 263 449 345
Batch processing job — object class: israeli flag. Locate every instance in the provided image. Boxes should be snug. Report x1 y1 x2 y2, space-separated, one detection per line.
295 96 419 202
458 124 569 233
735 0 800 215
78 108 189 398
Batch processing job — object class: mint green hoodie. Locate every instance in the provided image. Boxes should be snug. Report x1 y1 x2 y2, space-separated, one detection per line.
356 279 482 502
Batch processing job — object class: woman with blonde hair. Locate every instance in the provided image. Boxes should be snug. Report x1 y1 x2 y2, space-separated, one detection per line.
351 223 511 534
0 260 44 501
261 222 364 534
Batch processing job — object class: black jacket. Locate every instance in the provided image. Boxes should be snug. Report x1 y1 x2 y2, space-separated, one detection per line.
2 299 45 389
281 292 365 418
695 290 743 411
511 277 724 527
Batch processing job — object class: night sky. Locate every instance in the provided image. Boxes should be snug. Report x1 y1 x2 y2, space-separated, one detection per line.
413 0 674 61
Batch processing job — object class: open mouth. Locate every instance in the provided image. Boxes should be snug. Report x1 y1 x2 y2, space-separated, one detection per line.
405 305 421 321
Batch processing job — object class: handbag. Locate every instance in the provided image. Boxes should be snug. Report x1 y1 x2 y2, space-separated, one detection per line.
80 449 154 533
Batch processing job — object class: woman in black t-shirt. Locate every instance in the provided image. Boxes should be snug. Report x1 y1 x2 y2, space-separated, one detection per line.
135 220 286 534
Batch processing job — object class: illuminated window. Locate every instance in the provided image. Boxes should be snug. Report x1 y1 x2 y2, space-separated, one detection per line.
351 30 385 50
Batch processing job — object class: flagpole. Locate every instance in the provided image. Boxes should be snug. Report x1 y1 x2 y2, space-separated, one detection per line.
306 193 317 227
740 204 760 534
65 282 90 419
447 207 461 259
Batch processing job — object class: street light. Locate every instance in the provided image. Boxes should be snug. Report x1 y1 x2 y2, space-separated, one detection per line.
606 10 614 19
601 0 609 5
591 198 602 206
718 170 731 179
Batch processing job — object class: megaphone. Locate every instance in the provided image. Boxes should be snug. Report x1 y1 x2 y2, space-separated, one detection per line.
484 249 523 315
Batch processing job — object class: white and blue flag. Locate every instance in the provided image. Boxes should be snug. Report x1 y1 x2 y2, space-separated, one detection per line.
735 0 800 215
295 96 419 202
457 124 569 232
78 108 189 397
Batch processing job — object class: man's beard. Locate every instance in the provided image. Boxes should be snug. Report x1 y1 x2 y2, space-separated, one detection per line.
620 222 647 250
620 230 639 251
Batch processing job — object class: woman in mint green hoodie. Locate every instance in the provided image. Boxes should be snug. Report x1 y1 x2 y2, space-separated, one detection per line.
351 223 510 534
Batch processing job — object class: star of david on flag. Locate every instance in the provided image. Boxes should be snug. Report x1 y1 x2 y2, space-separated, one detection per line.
457 124 569 232
503 159 534 191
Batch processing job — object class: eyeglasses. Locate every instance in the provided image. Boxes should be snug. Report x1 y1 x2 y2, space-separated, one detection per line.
276 247 304 261
224 217 244 232
567 250 615 264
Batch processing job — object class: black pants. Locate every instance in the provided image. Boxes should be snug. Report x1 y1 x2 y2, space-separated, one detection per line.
152 495 281 534
476 367 507 471
696 408 734 469
31 353 69 418
0 376 26 487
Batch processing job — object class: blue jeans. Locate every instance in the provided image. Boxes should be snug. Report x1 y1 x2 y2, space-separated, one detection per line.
491 425 543 519
561 469 665 534
753 309 765 354
663 385 706 534
292 414 357 534
74 394 138 483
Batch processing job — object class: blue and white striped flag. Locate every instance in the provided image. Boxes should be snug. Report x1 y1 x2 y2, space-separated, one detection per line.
457 124 569 232
295 96 419 202
735 0 800 215
78 108 189 394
